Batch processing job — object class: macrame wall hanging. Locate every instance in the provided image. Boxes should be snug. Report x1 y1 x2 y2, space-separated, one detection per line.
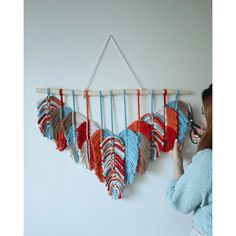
36 35 191 200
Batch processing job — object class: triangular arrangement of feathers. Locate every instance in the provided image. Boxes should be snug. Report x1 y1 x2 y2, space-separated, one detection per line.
37 89 190 200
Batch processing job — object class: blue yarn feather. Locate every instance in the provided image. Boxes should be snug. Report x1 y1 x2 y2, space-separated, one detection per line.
65 112 80 162
119 129 139 185
44 124 53 140
166 101 189 142
103 129 113 139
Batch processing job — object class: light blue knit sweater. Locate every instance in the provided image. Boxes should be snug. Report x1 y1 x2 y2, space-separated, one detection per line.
166 148 212 236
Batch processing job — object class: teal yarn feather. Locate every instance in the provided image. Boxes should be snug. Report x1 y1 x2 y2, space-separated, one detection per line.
65 116 79 162
118 90 139 185
64 90 86 162
166 100 189 142
119 129 139 185
64 112 86 162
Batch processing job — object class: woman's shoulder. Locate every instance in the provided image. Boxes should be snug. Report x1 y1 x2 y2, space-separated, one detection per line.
193 148 212 159
192 148 212 162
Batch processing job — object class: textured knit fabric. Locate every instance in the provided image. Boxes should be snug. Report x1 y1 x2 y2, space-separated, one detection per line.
165 149 212 236
190 225 204 236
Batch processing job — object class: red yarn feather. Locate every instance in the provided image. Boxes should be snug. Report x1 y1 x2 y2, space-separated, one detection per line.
90 130 104 182
77 121 87 149
163 107 178 151
55 89 67 151
128 121 152 141
56 122 67 151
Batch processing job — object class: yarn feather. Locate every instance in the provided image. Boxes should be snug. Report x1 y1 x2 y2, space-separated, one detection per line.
159 107 178 152
141 113 162 160
50 106 72 141
63 111 86 162
90 129 112 182
128 120 151 174
49 106 72 151
77 121 100 149
136 133 151 174
77 120 100 170
119 129 139 185
166 100 190 142
101 136 125 199
37 95 61 140
128 120 151 141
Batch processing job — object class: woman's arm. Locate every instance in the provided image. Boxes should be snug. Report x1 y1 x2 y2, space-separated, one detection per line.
166 144 212 214
169 139 184 178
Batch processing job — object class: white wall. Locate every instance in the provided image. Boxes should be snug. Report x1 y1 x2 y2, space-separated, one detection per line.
25 0 212 236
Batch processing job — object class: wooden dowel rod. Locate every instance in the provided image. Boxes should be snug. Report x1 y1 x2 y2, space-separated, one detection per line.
36 88 192 96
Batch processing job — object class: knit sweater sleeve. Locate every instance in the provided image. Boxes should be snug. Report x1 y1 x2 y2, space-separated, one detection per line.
165 149 212 214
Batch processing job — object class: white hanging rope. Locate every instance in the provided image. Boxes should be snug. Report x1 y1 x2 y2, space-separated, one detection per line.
84 34 143 90
35 34 192 97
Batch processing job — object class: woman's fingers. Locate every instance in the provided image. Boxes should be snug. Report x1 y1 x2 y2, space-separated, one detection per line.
168 139 184 159
174 139 179 151
178 143 184 151
192 134 201 143
194 126 205 136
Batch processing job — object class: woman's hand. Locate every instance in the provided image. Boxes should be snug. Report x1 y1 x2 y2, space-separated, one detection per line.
192 126 205 144
169 139 184 160
169 139 184 178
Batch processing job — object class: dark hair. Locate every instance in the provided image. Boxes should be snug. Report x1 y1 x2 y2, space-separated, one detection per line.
197 84 212 151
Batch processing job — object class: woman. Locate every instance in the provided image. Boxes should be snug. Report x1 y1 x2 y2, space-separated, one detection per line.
166 84 212 236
